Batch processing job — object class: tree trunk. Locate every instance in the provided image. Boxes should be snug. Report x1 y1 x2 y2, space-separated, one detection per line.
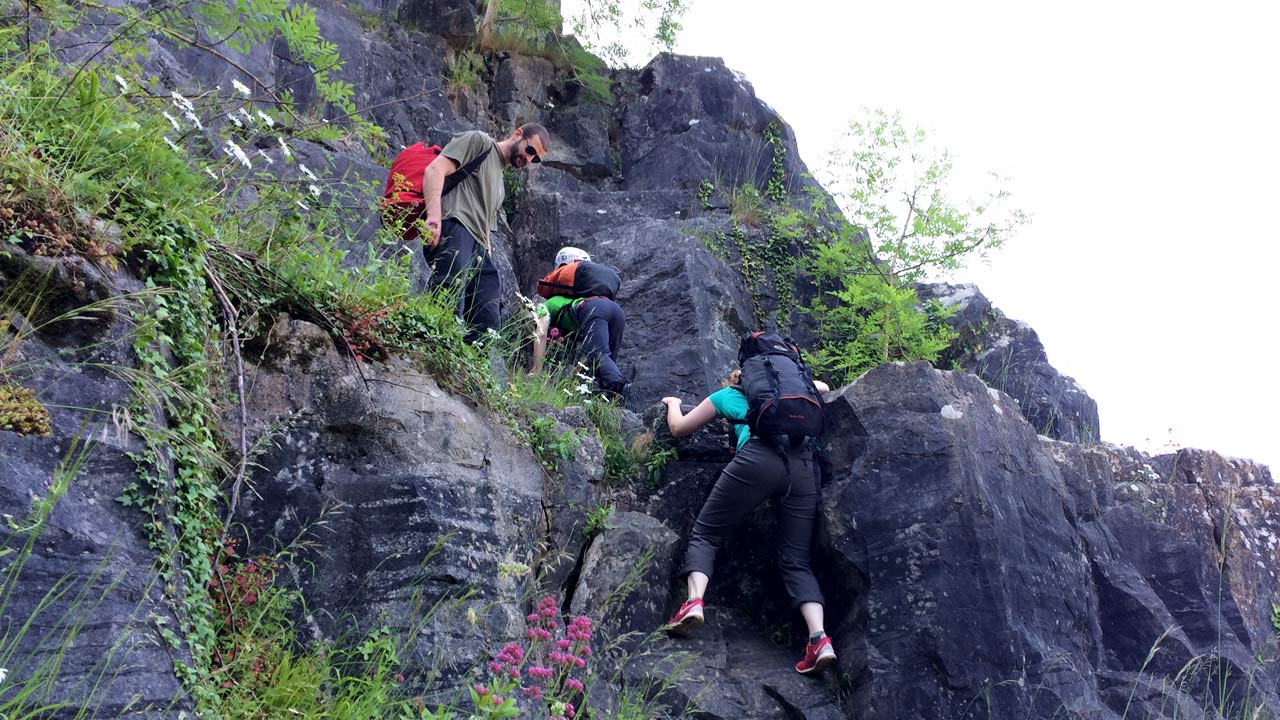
478 0 500 50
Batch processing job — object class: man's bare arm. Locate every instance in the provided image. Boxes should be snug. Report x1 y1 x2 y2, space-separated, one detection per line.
421 155 458 247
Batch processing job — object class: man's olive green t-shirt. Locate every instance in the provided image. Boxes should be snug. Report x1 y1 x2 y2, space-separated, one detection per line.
440 130 504 249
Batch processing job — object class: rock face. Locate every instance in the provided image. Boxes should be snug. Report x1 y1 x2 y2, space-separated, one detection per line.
815 361 1277 718
235 316 547 678
0 250 188 718
616 54 814 195
8 3 1280 720
921 282 1101 443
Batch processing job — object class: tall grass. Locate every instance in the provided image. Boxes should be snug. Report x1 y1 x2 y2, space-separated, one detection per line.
0 429 193 718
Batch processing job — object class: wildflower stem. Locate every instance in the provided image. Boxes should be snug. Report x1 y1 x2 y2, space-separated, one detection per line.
204 264 249 526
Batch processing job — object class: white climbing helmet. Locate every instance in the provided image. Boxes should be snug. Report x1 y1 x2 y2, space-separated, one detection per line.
555 246 591 266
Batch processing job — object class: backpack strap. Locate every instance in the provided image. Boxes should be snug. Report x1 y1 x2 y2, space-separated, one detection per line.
441 146 493 196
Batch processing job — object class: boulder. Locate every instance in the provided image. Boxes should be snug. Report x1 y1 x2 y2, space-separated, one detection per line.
235 315 545 681
922 282 1102 443
569 510 680 651
819 360 1279 718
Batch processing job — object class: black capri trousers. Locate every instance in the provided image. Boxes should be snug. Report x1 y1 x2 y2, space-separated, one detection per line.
678 439 825 608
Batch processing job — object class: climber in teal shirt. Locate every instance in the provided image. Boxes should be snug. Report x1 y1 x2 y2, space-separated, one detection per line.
659 361 836 675
706 382 750 450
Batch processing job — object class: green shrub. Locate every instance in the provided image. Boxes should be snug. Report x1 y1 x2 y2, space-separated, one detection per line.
445 48 485 96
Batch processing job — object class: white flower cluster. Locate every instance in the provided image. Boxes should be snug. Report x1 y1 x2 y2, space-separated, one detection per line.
156 83 320 203
223 140 252 169
227 107 254 129
170 91 202 130
563 364 597 397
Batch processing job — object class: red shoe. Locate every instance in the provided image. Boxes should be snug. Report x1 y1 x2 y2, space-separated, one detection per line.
795 636 836 674
662 598 704 636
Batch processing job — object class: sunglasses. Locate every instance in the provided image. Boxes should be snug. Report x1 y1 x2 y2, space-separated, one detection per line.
523 142 542 164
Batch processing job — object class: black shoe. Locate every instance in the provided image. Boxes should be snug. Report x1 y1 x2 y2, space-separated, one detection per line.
602 381 631 405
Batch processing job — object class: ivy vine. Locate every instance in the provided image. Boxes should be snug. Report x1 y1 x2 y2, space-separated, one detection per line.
764 122 787 203
120 214 223 704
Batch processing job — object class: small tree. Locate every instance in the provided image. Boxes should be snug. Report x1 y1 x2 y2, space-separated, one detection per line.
566 0 687 66
823 108 1027 285
479 0 686 64
805 108 1029 384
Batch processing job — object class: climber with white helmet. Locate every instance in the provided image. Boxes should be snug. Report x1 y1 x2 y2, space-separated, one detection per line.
554 246 591 267
531 247 629 400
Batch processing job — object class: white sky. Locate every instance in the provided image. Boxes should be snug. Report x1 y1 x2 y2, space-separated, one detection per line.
565 0 1279 471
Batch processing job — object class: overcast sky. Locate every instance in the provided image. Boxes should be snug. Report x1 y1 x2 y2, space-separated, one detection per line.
566 0 1278 470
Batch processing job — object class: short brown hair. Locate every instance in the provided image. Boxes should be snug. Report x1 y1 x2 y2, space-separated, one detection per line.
519 123 550 151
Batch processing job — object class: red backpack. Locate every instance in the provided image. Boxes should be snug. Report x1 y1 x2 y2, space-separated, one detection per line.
381 142 491 241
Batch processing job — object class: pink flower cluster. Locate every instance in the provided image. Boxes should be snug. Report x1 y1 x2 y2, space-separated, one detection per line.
487 642 525 679
476 596 594 720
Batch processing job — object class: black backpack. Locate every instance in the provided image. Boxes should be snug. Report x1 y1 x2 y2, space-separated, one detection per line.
736 331 826 443
536 260 622 300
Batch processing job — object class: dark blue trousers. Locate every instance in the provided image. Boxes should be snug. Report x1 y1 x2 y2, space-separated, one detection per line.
569 297 625 392
425 219 500 342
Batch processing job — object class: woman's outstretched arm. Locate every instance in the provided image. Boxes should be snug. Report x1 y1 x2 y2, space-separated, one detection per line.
662 396 717 437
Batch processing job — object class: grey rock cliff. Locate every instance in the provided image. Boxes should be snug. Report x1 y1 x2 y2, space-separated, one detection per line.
235 316 546 679
6 2 1278 719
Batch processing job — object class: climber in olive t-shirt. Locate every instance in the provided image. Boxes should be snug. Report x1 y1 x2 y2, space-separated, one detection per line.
420 123 551 342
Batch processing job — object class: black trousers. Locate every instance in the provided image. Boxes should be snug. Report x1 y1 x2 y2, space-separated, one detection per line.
425 219 500 342
569 296 625 392
679 439 825 608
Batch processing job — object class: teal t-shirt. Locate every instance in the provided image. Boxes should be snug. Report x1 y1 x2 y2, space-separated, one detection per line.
708 386 750 450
